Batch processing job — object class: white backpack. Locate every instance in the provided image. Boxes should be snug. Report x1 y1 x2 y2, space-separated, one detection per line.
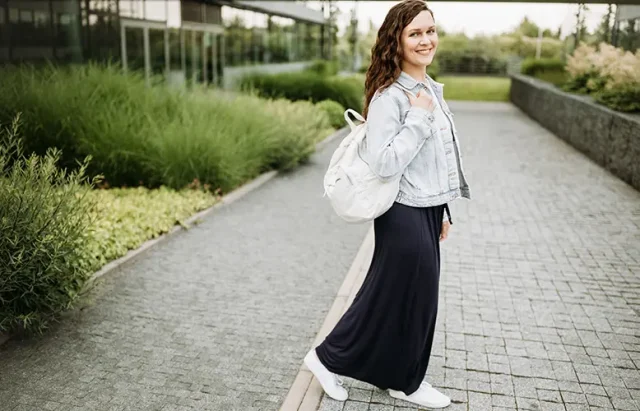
323 109 400 223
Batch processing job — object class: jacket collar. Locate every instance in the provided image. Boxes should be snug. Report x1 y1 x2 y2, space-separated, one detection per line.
396 70 444 95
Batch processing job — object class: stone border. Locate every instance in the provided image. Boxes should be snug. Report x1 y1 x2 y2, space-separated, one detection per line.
510 73 640 191
0 126 349 347
279 227 375 411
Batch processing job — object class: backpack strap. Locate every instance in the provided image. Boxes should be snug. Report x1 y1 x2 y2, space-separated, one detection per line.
344 109 365 131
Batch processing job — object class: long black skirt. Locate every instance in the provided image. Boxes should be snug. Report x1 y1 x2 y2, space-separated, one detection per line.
316 201 445 396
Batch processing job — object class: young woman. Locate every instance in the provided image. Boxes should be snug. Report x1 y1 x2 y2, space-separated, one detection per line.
304 0 470 408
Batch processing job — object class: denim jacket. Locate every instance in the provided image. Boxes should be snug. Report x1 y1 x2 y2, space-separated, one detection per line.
362 71 471 221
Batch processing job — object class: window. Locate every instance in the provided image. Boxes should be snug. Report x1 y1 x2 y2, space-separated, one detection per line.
241 10 254 65
124 25 144 71
85 12 119 61
0 5 7 60
119 0 145 19
8 8 46 47
306 23 321 60
252 12 268 64
0 6 6 45
294 21 306 61
56 12 82 61
168 28 181 74
181 0 203 23
204 4 221 25
223 6 247 67
88 0 117 13
268 16 288 63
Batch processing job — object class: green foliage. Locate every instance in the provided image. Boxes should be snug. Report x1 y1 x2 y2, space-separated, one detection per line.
0 115 99 333
306 60 339 77
439 76 511 102
427 59 440 81
593 84 640 113
83 186 218 272
521 58 568 86
521 58 565 76
239 71 364 113
316 100 346 129
0 64 331 193
436 34 509 75
562 70 603 94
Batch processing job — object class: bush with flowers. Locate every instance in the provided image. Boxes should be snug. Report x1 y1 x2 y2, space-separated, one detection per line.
564 42 640 112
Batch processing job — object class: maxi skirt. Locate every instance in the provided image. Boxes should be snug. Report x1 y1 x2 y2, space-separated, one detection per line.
315 202 445 396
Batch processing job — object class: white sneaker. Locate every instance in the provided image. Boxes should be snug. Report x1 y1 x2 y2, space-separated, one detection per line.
303 349 348 401
389 381 451 408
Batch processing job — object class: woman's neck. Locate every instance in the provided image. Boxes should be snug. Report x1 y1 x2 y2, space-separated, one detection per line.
401 64 427 83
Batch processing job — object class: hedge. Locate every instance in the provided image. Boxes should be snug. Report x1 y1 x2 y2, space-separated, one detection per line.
0 64 334 191
238 71 364 113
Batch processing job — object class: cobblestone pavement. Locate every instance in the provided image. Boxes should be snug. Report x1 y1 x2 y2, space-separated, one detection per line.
0 129 371 410
317 102 640 411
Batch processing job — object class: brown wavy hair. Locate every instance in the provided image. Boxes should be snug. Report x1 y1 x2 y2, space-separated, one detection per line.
363 0 434 118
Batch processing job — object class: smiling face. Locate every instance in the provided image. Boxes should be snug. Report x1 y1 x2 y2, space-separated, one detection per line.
400 10 438 71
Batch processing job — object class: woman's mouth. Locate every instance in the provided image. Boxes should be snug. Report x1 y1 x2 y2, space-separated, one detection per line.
415 49 433 56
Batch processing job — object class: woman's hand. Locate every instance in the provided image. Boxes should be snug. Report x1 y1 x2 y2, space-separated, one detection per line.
440 221 450 242
405 89 436 112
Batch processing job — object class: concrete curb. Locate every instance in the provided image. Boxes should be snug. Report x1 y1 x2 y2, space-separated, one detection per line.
279 226 375 411
0 126 349 348
87 169 279 286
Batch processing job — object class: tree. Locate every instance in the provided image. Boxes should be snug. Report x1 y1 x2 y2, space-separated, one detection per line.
325 0 340 60
574 3 590 47
619 19 638 51
594 3 614 43
515 16 541 38
347 6 359 70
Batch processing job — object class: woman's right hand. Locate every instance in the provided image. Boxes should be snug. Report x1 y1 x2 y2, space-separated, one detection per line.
405 89 436 113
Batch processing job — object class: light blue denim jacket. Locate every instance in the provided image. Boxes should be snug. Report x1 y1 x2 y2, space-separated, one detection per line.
362 71 471 220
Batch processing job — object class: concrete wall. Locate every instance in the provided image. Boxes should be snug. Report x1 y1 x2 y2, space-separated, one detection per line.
510 74 640 191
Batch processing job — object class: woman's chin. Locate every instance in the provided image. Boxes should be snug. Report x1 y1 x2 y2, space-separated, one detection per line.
421 55 435 66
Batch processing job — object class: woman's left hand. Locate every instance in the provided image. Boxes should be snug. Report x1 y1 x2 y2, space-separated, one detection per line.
440 221 450 242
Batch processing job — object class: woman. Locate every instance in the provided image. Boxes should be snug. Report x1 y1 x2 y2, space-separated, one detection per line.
305 0 470 408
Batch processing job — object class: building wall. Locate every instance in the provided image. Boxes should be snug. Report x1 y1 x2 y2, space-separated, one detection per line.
616 5 640 21
0 0 329 87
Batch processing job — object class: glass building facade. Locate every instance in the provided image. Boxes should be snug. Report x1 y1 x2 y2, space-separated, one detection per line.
0 0 330 87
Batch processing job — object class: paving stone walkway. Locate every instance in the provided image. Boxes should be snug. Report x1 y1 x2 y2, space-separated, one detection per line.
1 101 639 411
0 129 370 410
316 102 640 411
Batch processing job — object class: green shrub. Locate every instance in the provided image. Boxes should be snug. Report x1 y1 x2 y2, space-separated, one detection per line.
306 60 339 77
562 70 601 94
427 59 440 81
83 186 218 271
239 71 364 113
0 116 99 333
594 84 640 113
521 57 565 76
0 64 331 193
316 100 346 129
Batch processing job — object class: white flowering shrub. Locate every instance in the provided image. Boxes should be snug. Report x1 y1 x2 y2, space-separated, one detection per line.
564 42 640 112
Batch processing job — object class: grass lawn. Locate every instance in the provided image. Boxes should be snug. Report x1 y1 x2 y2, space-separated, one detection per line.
439 75 511 102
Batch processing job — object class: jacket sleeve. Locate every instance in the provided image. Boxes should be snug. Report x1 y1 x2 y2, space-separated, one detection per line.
365 91 437 181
